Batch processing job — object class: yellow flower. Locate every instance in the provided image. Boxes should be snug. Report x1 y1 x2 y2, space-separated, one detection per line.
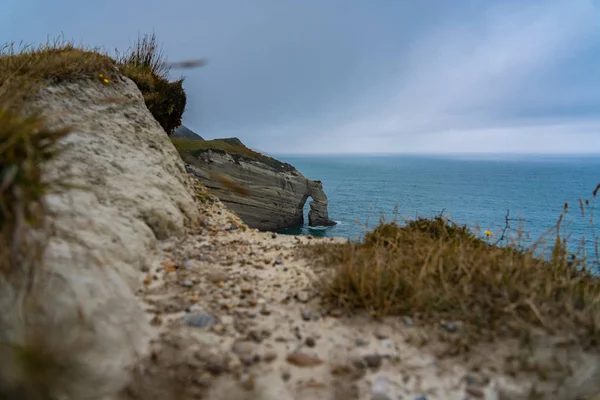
103 78 109 83
484 230 493 237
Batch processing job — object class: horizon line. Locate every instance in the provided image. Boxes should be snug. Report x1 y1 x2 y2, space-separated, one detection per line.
265 151 600 157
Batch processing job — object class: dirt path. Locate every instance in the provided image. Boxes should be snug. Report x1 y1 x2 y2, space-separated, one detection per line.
121 191 600 400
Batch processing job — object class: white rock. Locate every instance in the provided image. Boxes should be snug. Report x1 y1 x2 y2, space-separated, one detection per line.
0 75 199 399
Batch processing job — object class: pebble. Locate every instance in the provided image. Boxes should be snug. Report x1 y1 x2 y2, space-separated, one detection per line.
364 354 383 369
305 337 316 347
204 361 225 375
272 233 278 239
465 386 484 398
329 309 344 318
260 306 272 316
231 340 257 357
263 350 278 363
441 321 458 333
184 312 216 329
181 279 194 288
403 316 415 326
374 326 393 339
247 330 266 343
282 371 291 381
207 271 228 283
371 376 391 396
355 338 369 347
371 394 392 400
286 352 324 367
300 309 314 321
296 292 310 303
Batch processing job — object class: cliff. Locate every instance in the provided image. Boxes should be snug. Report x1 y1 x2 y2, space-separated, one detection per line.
172 138 336 231
172 124 204 140
0 70 201 399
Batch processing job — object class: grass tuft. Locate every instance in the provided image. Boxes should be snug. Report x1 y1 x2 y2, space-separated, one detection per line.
303 192 600 346
1 33 188 135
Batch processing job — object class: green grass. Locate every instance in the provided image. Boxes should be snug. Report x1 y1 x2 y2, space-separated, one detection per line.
302 191 600 348
172 137 296 172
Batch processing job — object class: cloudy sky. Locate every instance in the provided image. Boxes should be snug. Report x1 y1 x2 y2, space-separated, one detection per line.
2 0 600 154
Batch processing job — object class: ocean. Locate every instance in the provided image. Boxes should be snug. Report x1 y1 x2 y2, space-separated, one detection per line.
275 153 600 270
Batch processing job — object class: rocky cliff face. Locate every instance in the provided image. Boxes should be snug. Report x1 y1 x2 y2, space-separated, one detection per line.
0 74 200 399
182 148 336 231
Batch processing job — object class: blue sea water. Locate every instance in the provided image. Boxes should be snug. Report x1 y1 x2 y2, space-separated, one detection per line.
275 153 600 270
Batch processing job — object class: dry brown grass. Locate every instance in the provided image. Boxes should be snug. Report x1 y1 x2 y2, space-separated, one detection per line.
303 188 600 346
0 39 117 98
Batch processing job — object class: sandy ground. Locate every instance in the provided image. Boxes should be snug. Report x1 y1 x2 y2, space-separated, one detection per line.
121 186 600 400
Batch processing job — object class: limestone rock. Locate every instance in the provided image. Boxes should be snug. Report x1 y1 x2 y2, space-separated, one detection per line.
184 149 336 231
0 74 199 399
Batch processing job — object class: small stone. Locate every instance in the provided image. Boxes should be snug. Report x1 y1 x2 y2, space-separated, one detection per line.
193 374 212 388
240 374 255 390
305 337 316 347
240 283 253 294
355 338 369 347
415 396 428 400
247 330 265 343
204 361 225 375
329 308 344 318
371 375 391 395
239 354 257 366
272 233 278 239
464 373 490 386
374 326 393 339
184 312 216 329
219 315 234 325
150 315 162 326
371 394 392 400
207 271 228 283
282 371 291 381
263 351 277 363
181 279 194 288
441 321 458 333
465 386 484 398
352 357 366 369
297 292 310 303
403 316 415 326
363 354 383 369
260 306 271 316
300 309 313 321
183 259 197 269
231 340 256 357
286 352 324 367
273 258 282 265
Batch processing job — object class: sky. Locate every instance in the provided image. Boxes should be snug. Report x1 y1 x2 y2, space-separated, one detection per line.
2 0 600 154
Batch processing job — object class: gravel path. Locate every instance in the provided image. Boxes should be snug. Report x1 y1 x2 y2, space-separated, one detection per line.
121 188 600 400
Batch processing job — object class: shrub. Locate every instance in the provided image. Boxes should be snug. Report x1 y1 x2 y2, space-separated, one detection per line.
302 196 600 347
115 33 186 135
